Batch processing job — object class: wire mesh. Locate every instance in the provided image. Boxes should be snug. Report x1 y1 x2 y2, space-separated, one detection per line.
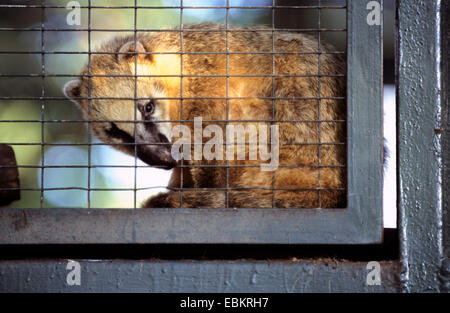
0 0 347 209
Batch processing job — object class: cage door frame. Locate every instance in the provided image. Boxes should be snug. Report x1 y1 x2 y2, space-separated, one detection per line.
0 0 383 245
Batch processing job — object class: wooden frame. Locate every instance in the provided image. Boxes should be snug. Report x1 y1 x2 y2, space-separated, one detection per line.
0 0 384 245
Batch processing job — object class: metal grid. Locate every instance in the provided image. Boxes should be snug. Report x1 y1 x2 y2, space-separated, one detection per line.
0 1 347 209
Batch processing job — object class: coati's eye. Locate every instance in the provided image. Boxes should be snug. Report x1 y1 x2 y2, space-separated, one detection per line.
144 100 155 115
137 99 156 119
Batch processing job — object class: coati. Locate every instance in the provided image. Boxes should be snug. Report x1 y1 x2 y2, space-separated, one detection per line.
63 24 346 208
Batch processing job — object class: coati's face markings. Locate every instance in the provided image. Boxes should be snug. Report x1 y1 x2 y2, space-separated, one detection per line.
63 39 176 170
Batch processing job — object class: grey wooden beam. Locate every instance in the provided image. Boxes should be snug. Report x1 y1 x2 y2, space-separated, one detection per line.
0 259 401 293
397 0 445 292
441 0 450 293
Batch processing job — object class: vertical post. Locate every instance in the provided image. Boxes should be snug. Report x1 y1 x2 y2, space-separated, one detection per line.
442 0 450 293
347 0 384 242
397 0 444 292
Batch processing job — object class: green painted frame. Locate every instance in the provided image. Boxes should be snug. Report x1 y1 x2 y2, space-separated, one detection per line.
0 0 384 245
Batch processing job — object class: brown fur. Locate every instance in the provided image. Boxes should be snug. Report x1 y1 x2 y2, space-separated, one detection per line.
64 24 346 208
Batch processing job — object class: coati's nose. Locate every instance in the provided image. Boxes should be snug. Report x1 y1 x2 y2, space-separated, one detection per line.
158 148 177 169
136 141 176 170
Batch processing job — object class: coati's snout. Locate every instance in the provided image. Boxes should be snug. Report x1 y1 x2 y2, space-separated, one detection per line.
101 117 176 170
93 99 176 170
63 78 176 170
62 38 177 170
136 135 176 170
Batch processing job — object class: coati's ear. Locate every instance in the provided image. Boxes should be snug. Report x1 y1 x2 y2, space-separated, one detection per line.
63 79 82 104
118 40 150 63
